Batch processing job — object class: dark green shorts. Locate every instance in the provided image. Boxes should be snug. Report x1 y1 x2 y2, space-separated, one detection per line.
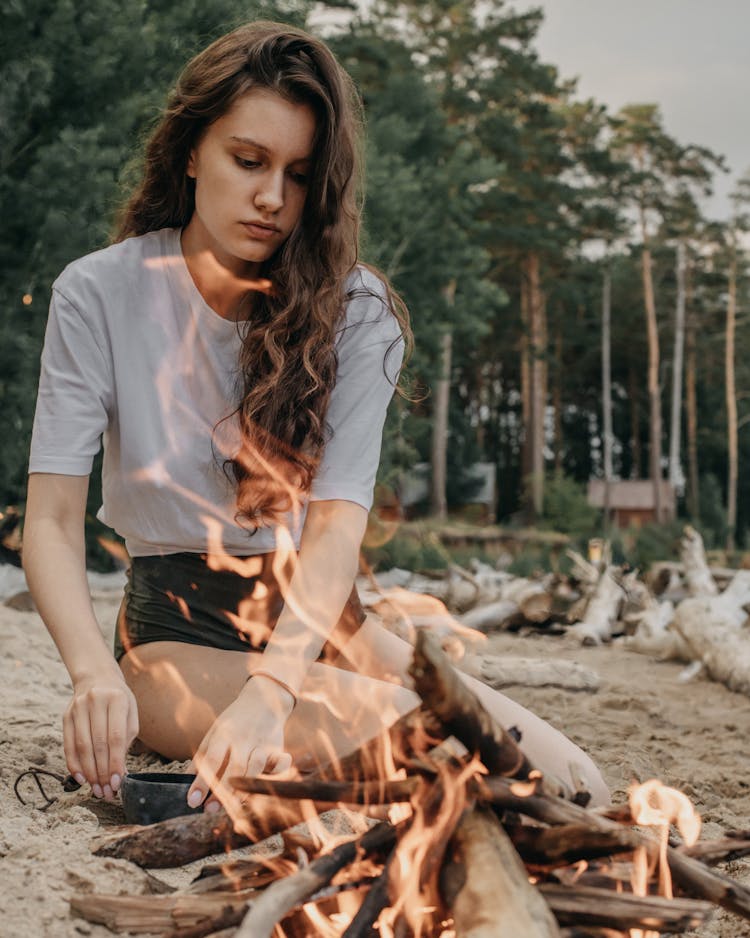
114 551 366 662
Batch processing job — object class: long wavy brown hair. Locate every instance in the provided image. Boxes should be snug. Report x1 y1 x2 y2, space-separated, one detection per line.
114 21 411 529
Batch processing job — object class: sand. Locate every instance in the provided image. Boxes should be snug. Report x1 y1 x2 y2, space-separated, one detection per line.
1 577 749 938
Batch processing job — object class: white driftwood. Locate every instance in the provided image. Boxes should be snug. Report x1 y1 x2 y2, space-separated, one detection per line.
714 569 750 622
672 607 750 696
498 577 553 623
681 526 718 597
363 567 413 591
624 599 685 660
568 566 624 644
460 600 522 633
460 654 600 692
565 549 602 588
360 589 482 662
618 570 686 660
405 571 481 612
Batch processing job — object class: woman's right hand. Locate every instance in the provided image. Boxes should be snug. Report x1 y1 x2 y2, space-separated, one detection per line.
63 668 139 800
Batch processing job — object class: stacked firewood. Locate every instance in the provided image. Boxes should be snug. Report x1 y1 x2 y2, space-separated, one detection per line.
72 631 750 938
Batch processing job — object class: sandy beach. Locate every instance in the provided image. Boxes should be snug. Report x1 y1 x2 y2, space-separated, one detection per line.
1 576 749 937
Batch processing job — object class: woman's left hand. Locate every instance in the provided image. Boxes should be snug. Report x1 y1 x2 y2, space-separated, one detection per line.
187 675 294 811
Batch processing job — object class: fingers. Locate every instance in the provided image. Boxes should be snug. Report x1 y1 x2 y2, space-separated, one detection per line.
89 704 110 797
107 695 130 794
62 708 86 788
188 742 293 812
64 683 139 800
188 736 228 809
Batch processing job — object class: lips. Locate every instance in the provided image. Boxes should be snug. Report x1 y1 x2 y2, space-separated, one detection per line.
241 221 281 240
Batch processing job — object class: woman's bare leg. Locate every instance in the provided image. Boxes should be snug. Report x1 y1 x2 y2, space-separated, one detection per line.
339 616 611 806
119 639 418 768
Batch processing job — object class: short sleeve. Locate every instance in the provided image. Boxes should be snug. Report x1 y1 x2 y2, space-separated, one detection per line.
310 275 405 511
28 288 113 475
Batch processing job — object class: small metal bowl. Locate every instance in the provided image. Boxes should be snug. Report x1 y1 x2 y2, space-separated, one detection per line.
120 772 204 825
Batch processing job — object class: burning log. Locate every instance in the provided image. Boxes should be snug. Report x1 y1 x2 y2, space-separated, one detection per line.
536 885 712 932
234 821 397 938
341 856 392 937
409 629 535 781
440 806 562 937
92 794 315 868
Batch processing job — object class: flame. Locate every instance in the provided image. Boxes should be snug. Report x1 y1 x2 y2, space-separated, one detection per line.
628 778 702 938
96 535 130 567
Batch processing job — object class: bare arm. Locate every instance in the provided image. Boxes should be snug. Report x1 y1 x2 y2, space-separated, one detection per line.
189 498 367 805
23 473 138 798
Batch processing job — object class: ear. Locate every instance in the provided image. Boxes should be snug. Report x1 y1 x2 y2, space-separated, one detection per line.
187 150 197 179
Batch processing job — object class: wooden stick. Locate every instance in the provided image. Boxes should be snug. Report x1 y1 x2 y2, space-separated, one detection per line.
680 833 750 865
92 785 360 869
71 891 253 935
341 855 393 937
441 806 561 937
539 884 713 932
92 811 254 868
410 629 534 779
234 822 397 938
227 775 418 805
507 822 641 866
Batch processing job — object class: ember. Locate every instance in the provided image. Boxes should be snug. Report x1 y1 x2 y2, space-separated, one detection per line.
71 631 750 938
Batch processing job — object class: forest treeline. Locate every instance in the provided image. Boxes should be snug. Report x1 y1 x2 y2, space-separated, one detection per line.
2 0 748 553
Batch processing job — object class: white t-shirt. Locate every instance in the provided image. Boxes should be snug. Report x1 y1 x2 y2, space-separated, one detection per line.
29 228 403 556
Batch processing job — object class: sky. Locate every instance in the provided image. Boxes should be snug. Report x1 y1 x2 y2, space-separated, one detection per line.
512 0 750 220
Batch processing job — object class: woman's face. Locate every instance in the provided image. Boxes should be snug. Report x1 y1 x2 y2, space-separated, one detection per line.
185 88 316 276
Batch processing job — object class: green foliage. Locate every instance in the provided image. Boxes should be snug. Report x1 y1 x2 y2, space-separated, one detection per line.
361 526 450 573
539 473 601 541
696 473 729 549
609 521 684 570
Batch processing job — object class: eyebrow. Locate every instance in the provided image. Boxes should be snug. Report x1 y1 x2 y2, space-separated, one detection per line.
229 136 311 162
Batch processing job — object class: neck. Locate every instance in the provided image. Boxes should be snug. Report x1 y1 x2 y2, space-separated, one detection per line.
180 227 262 321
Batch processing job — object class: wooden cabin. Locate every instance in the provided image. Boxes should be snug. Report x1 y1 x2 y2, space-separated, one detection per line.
587 479 676 527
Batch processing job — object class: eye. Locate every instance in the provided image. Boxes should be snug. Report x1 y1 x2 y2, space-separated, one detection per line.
288 170 309 186
235 156 261 170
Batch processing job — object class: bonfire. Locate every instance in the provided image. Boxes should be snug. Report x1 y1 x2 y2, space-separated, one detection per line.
67 629 750 938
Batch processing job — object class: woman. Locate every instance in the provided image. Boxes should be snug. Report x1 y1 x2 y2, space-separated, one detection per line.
23 21 609 813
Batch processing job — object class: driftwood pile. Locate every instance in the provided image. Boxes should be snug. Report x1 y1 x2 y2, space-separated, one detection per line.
357 525 750 701
72 631 750 938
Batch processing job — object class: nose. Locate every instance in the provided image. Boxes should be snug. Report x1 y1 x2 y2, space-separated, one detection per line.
255 170 284 214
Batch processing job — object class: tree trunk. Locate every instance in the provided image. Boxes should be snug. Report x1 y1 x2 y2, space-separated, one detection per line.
553 316 563 473
520 272 531 483
685 263 699 521
601 263 613 523
628 364 642 479
726 250 738 550
523 252 546 519
641 239 663 522
431 280 455 519
669 240 687 494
